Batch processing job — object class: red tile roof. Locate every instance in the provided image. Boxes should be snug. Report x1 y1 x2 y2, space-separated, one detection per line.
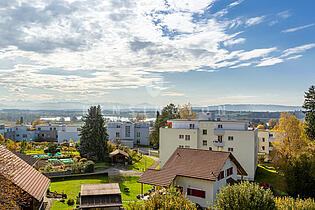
138 148 247 186
0 145 50 201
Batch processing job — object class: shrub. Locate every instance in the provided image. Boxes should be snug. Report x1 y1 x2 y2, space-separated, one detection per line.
67 199 75 206
82 160 95 173
212 181 276 210
275 197 315 210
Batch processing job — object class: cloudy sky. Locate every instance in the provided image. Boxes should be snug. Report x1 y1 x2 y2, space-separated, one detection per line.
0 0 314 109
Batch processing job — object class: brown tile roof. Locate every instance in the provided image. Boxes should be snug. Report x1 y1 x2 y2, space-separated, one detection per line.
81 183 121 196
0 145 50 201
138 148 247 186
11 151 38 167
109 149 129 158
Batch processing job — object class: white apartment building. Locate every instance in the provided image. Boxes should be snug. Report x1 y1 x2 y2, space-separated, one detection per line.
159 112 258 181
107 122 150 148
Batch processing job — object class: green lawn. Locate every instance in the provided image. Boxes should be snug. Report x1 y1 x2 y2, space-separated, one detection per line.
94 162 110 171
50 174 152 209
255 164 287 195
25 150 45 155
127 156 154 172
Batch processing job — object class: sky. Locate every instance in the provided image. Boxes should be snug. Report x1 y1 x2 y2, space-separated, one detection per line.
0 0 314 109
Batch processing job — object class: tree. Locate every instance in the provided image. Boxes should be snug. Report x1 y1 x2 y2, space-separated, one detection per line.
20 139 27 153
135 113 146 122
271 112 314 198
128 186 196 209
149 104 179 146
212 181 276 210
257 124 265 129
78 105 108 161
178 103 196 119
268 119 277 129
47 143 58 155
303 85 315 140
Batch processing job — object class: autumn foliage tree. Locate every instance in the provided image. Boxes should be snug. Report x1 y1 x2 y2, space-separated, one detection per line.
271 112 314 198
178 103 196 119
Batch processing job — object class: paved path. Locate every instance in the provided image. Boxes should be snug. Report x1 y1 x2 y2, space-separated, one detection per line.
147 156 159 169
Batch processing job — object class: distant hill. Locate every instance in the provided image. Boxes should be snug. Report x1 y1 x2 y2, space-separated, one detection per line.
194 104 302 112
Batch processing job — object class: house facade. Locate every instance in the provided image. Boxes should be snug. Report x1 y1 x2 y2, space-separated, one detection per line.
138 148 247 208
107 122 150 148
159 112 258 181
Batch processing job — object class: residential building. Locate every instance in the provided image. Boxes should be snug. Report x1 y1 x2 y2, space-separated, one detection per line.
79 183 123 209
138 148 247 208
3 124 81 143
107 122 150 148
0 144 50 209
258 129 276 155
159 112 258 180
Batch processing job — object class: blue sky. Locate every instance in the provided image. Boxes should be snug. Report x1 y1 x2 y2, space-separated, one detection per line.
0 0 314 109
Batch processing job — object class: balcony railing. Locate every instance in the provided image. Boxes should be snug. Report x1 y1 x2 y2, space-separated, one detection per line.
214 128 225 135
213 140 225 147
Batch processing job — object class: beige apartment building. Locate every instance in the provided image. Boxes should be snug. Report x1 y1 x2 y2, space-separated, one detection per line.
257 129 276 155
159 112 258 181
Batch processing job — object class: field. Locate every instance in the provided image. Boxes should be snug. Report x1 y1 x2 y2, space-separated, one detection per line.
255 163 287 195
50 174 152 209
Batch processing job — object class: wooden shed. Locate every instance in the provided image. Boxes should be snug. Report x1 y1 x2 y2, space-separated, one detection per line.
109 149 129 164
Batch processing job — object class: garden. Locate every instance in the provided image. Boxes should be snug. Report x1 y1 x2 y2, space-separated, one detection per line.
50 174 153 209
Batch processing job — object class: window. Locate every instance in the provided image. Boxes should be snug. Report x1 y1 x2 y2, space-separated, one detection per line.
189 124 195 129
50 127 52 131
269 133 273 137
116 132 120 138
16 127 18 131
16 134 20 137
203 129 207 135
187 188 206 198
209 147 212 151
137 139 140 144
54 127 56 130
137 132 140 138
179 135 184 139
125 126 131 137
178 145 184 148
185 145 190 148
262 146 265 151
116 125 121 128
226 167 233 176
23 134 27 138
228 147 233 152
203 140 207 146
262 138 265 142
77 128 81 131
218 171 224 180
218 136 223 142
38 127 41 131
42 134 44 137
218 124 223 128
228 136 233 141
185 135 190 141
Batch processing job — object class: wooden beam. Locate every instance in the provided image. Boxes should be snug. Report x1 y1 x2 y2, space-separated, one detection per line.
141 183 143 195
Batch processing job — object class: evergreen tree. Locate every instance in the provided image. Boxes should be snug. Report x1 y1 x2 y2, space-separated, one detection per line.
78 105 108 161
303 85 315 140
149 104 179 146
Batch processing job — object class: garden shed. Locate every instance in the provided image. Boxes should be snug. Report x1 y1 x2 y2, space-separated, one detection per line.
109 149 129 164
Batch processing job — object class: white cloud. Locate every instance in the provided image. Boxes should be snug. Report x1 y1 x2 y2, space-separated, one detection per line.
230 62 252 68
161 92 184 96
277 10 291 19
282 43 315 57
238 47 277 61
246 16 265 27
256 57 283 67
282 23 315 33
223 38 245 46
286 55 302 60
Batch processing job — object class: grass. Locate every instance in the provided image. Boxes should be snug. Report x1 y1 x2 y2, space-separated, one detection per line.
25 150 45 155
50 174 152 209
127 156 154 172
94 162 110 171
255 163 287 195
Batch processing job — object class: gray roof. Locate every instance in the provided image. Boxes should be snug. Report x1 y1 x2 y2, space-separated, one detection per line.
81 183 121 196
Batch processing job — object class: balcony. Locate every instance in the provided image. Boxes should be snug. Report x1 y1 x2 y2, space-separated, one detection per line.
213 140 225 147
214 128 225 135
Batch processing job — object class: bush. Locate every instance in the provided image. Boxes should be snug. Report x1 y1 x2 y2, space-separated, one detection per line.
82 160 95 173
275 197 315 210
67 199 75 206
212 181 276 210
